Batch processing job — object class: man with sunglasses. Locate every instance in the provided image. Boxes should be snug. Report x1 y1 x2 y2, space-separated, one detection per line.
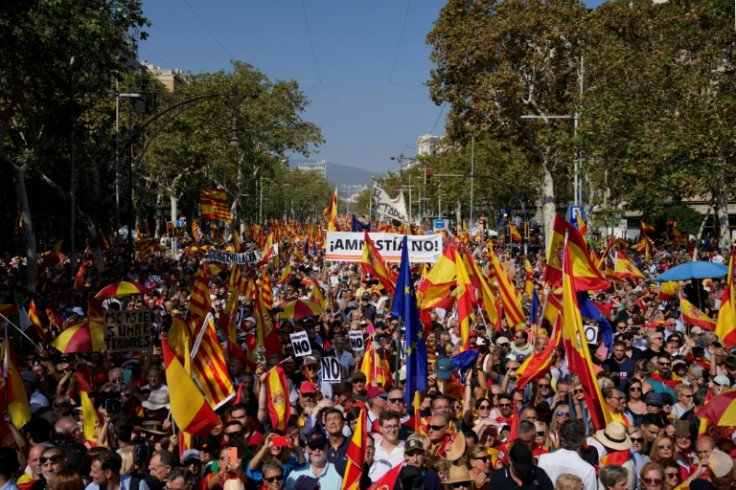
261 460 284 490
386 388 415 439
285 433 341 489
30 448 66 490
510 331 533 362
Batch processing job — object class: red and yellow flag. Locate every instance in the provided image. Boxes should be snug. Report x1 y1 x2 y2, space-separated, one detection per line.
162 336 219 436
680 295 716 331
80 391 104 445
509 223 522 243
641 220 655 233
1 329 31 428
575 212 589 236
488 247 525 328
73 263 85 291
361 231 397 294
266 365 291 431
28 299 45 341
716 247 736 346
614 250 645 280
545 214 609 291
461 245 500 329
516 315 561 390
453 247 475 351
190 315 235 409
51 320 104 353
418 245 457 310
562 241 612 430
342 408 366 490
325 188 339 231
200 187 231 223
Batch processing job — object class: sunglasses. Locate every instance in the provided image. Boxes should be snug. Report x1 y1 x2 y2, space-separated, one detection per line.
478 405 491 410
472 455 489 462
629 387 642 392
665 472 679 478
389 398 404 404
536 431 546 436
41 455 62 464
498 403 512 408
263 476 284 483
428 424 447 431
556 412 570 417
538 384 551 388
452 483 471 489
308 444 327 451
642 478 663 485
573 389 583 394
631 437 644 443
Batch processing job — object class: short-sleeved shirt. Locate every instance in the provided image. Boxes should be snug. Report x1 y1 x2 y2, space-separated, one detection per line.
284 462 342 490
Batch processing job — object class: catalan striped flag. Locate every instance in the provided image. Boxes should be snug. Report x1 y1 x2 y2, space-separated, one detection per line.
361 230 397 294
716 246 736 346
1 327 31 428
488 247 525 328
191 220 202 245
461 245 500 328
265 365 291 431
562 240 612 431
162 335 219 436
342 408 366 490
188 266 213 323
190 315 235 409
200 187 231 223
545 214 609 291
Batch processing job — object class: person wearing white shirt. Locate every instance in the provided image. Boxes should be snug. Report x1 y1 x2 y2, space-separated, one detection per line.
368 411 405 482
537 419 598 490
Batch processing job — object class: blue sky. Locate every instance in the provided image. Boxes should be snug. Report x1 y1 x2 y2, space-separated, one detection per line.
139 0 605 174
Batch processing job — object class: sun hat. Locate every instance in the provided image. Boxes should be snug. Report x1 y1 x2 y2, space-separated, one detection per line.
595 422 632 451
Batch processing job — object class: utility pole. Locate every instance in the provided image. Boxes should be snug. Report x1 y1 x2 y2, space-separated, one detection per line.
470 134 475 223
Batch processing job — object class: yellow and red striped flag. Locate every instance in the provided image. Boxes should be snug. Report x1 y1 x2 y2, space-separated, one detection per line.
190 315 235 409
28 299 45 341
162 335 219 436
575 212 589 236
266 365 291 431
545 214 609 291
509 223 523 243
461 245 500 329
453 247 475 351
1 328 31 428
418 245 457 310
670 224 687 245
191 220 202 245
324 188 339 231
680 295 716 331
310 284 327 309
361 230 397 294
342 408 366 490
716 246 736 346
523 259 535 296
562 240 612 430
488 247 525 329
188 266 213 323
200 187 231 223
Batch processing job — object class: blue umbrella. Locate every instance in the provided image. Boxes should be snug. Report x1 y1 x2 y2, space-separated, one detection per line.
653 261 728 282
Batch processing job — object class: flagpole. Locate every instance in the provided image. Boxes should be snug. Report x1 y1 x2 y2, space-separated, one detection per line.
369 177 374 223
3 324 9 412
0 312 44 352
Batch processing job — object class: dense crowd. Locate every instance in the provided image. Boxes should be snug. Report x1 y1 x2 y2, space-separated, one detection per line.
0 232 735 490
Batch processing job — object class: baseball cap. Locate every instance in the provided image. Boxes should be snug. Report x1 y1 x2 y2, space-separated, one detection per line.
366 387 387 400
304 355 320 366
306 432 327 448
300 381 317 394
495 337 510 346
351 372 367 383
691 326 704 335
435 357 454 380
644 392 664 406
714 375 731 387
404 435 427 454
181 449 201 464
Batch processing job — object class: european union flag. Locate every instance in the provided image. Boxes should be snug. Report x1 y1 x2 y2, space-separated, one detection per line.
577 292 613 355
351 215 370 232
390 236 427 406
529 289 541 327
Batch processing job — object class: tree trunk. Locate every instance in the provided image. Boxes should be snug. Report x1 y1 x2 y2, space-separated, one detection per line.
11 163 39 291
455 198 462 229
541 161 556 252
84 220 105 273
718 183 731 251
692 201 713 260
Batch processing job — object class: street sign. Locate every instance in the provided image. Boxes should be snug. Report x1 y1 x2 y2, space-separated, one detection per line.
568 206 585 224
434 219 446 230
176 219 186 228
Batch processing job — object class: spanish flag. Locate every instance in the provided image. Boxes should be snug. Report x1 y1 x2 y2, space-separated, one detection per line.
342 408 366 490
614 250 645 280
266 365 291 431
361 230 397 294
28 299 45 341
277 262 291 285
575 212 589 236
80 391 104 445
562 240 612 430
461 245 500 328
51 320 104 353
509 223 523 243
162 335 218 436
453 247 475 351
545 214 609 292
680 295 716 331
488 246 525 328
73 262 85 292
716 246 736 346
200 187 231 223
516 315 561 390
418 244 457 310
641 220 655 233
325 188 339 231
1 329 31 428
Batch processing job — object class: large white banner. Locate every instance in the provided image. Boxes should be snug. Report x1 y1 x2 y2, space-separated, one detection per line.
325 232 442 263
372 184 409 223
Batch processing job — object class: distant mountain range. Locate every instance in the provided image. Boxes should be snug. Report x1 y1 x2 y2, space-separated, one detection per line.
289 159 384 197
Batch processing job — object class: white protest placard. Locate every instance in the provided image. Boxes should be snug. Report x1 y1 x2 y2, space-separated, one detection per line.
289 331 312 357
584 324 599 344
348 330 365 352
321 357 342 383
325 232 442 263
104 310 154 352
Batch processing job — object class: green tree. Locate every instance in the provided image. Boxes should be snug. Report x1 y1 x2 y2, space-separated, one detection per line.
428 0 589 246
0 0 148 289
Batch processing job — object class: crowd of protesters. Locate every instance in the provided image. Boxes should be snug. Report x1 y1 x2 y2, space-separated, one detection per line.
1 231 736 490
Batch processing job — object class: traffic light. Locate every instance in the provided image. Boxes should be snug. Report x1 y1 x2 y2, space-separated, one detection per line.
424 169 432 185
667 220 674 234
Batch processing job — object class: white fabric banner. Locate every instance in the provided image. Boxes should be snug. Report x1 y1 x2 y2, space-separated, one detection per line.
372 184 409 223
325 231 442 263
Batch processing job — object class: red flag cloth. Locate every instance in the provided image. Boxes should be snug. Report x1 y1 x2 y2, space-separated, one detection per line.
341 408 366 490
200 187 231 223
545 214 609 291
716 246 736 346
266 365 291 431
368 462 404 490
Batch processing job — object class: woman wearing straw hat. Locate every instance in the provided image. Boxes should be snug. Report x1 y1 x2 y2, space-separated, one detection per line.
594 422 636 490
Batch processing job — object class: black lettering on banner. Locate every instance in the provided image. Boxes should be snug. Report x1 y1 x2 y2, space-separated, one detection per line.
348 331 364 351
104 309 154 353
321 358 341 383
584 325 598 344
290 332 312 357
